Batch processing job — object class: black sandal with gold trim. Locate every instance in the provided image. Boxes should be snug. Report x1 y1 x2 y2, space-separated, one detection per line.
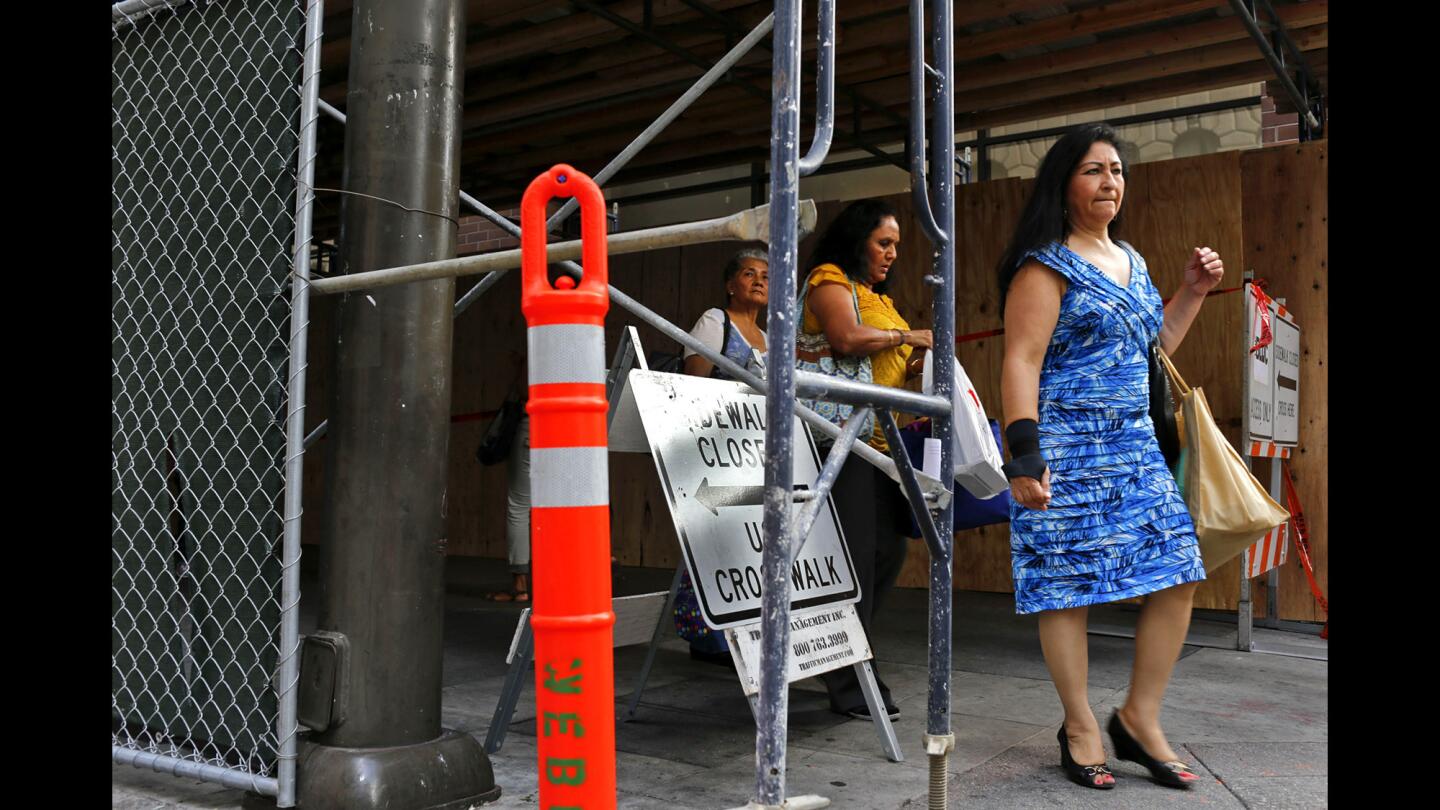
1057 726 1115 789
1107 711 1199 789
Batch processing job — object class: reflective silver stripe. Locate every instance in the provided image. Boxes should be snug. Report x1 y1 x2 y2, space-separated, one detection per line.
528 324 606 385
531 446 609 507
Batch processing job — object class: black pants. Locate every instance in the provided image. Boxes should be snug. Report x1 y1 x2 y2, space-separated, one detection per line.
818 447 910 711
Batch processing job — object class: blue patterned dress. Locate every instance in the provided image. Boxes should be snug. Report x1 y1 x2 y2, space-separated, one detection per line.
1009 241 1205 615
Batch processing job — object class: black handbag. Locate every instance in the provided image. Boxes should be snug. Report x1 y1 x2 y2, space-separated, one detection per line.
1148 342 1181 467
475 393 524 466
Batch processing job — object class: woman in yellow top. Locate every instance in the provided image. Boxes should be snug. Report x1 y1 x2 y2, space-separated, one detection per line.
800 198 933 719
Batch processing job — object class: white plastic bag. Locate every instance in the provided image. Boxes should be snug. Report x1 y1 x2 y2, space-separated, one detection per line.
922 352 1009 499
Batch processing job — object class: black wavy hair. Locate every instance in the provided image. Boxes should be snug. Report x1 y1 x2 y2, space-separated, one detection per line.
995 123 1129 309
806 198 899 295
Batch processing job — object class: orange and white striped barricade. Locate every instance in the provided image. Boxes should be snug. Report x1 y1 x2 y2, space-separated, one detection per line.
1242 523 1289 579
1241 439 1291 579
521 164 617 810
1246 440 1292 460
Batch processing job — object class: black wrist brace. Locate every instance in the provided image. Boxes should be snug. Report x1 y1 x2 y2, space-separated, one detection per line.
1002 419 1047 481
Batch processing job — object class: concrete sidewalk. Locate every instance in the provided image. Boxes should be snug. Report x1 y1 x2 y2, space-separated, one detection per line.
113 558 1327 809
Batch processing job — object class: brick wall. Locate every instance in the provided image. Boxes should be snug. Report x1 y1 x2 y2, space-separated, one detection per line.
456 206 521 256
1260 81 1308 146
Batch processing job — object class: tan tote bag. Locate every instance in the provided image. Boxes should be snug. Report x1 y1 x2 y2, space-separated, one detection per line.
1156 349 1290 572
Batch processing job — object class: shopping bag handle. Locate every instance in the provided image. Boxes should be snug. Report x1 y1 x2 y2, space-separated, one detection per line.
1155 346 1191 396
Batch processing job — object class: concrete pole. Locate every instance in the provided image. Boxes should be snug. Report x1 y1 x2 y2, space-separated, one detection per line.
298 1 498 806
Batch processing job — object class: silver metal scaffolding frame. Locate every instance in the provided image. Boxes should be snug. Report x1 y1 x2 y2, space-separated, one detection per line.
1228 0 1324 139
296 1 963 807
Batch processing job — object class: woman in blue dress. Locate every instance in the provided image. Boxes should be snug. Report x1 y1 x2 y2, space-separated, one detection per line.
998 124 1225 790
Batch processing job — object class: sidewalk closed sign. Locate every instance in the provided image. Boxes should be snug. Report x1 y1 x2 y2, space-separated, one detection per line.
1271 311 1300 445
1242 283 1301 448
623 370 860 628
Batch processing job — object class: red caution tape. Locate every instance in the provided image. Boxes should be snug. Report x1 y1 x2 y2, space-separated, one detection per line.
1247 283 1275 355
1161 283 1248 305
954 326 1006 344
1281 461 1328 638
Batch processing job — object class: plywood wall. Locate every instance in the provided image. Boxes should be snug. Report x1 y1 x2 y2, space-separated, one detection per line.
891 151 1252 613
1240 142 1327 623
299 144 1326 621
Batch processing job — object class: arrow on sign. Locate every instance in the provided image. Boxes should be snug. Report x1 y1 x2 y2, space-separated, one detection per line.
694 478 810 516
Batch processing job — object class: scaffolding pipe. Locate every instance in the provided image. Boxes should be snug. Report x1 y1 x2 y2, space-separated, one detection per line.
309 45 947 512
756 0 801 804
313 99 518 317
876 412 946 561
287 173 940 509
600 283 947 505
303 421 327 450
315 98 529 315
316 98 520 318
789 408 870 561
907 0 947 245
547 13 777 231
353 170 946 505
308 201 817 295
318 97 345 123
310 56 948 516
451 190 528 315
1227 0 1322 131
921 0 959 804
1253 0 1321 106
441 213 943 505
796 0 835 177
794 372 951 418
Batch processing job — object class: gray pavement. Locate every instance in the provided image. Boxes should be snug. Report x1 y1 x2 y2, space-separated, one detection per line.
113 558 1327 809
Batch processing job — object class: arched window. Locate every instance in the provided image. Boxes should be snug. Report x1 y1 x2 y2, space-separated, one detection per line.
1173 127 1221 157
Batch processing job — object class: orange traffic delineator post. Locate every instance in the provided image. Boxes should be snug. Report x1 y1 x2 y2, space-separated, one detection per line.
520 164 616 809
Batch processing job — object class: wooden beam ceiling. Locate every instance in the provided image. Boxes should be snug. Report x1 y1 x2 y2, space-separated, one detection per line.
308 0 1329 235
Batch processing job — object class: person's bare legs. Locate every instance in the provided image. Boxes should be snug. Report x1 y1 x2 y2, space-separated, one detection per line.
1038 605 1113 784
1117 580 1201 763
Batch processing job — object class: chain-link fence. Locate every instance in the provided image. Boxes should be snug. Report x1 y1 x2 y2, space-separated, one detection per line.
112 0 309 796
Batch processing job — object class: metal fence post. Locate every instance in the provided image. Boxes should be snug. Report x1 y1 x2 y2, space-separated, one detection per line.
274 0 325 805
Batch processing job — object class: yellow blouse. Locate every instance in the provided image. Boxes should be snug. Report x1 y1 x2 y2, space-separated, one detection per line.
801 264 913 449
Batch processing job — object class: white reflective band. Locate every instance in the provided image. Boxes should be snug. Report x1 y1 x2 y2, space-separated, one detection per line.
531 446 609 508
528 324 605 385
